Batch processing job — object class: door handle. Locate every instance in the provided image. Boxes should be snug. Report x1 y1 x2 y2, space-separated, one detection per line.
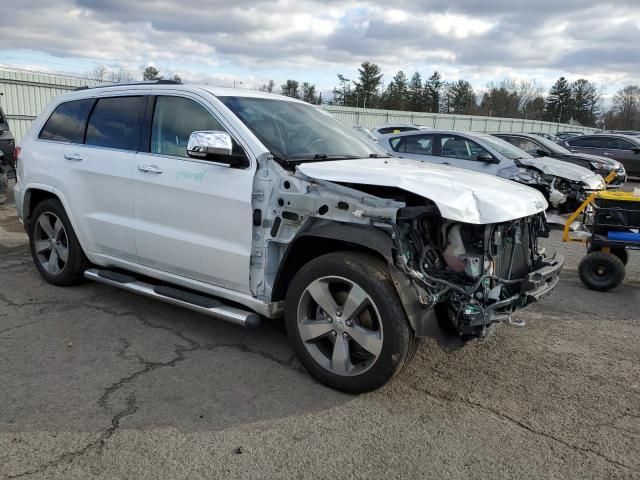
138 164 163 174
603 152 612 156
63 153 83 161
442 162 451 165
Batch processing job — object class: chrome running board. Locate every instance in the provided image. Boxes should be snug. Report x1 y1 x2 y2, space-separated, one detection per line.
84 268 260 328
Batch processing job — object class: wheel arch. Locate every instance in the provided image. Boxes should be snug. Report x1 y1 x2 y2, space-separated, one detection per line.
23 185 89 257
271 222 438 337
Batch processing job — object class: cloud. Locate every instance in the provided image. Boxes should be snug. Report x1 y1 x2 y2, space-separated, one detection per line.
1 0 639 91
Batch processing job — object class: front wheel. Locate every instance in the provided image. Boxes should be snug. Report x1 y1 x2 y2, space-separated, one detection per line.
284 252 417 393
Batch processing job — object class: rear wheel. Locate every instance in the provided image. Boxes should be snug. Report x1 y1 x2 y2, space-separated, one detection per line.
578 251 625 292
28 198 89 286
284 252 416 393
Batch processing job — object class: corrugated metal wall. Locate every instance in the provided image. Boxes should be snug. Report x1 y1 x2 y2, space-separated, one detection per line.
0 68 102 142
1 67 596 142
321 105 597 134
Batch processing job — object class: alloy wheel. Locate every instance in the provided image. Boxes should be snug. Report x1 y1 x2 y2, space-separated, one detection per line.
33 212 69 275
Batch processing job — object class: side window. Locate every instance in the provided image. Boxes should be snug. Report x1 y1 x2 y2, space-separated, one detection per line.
516 138 540 153
151 96 224 158
403 135 434 155
568 136 604 148
85 96 146 151
389 137 404 152
39 99 94 143
606 137 634 150
440 136 490 161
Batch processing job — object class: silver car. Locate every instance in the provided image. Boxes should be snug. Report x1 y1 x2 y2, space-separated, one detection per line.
378 130 604 213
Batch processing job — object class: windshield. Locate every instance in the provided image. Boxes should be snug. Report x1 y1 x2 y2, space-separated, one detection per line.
218 96 389 161
529 135 572 155
475 133 534 160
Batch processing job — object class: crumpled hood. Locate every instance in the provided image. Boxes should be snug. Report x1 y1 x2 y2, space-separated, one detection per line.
517 156 604 185
298 158 548 224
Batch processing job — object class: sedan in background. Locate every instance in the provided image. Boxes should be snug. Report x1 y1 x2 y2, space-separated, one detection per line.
371 124 421 138
352 125 379 142
528 132 560 142
562 134 640 176
378 130 604 214
494 133 626 187
555 131 585 141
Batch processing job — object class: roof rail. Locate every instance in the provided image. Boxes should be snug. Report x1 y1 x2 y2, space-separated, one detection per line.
74 79 181 91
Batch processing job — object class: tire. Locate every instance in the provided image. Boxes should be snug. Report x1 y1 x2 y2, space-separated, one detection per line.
28 198 89 286
589 246 629 266
578 251 625 292
284 251 417 393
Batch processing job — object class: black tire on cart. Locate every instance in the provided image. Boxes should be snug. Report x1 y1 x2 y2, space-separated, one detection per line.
578 251 625 292
588 246 629 265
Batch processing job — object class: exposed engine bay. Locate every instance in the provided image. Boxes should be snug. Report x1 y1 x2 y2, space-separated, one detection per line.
389 206 555 338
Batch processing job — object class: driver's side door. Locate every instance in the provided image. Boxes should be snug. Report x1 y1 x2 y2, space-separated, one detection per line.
132 93 255 293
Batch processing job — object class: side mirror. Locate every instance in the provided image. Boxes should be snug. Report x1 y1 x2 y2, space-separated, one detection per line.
187 131 243 166
632 147 640 154
477 153 498 163
536 149 550 156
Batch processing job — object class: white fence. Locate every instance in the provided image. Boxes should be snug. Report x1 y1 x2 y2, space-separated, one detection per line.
322 105 597 135
1 67 596 142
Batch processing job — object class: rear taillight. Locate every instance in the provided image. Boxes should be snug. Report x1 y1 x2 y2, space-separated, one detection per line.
13 146 20 169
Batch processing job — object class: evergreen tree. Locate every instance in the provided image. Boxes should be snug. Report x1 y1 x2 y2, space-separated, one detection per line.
280 80 300 99
142 66 162 81
301 82 318 104
544 77 573 123
424 71 445 113
407 72 423 112
445 80 477 114
353 61 383 109
571 79 601 126
383 71 408 110
259 80 275 93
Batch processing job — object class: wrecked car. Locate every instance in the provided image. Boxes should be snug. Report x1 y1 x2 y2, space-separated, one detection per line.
378 130 605 215
15 84 563 393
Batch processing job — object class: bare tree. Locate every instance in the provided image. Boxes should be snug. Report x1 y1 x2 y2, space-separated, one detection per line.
259 80 275 93
88 64 108 82
109 69 134 83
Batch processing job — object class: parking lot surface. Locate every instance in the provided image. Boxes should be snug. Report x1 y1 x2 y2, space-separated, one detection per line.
1 185 639 479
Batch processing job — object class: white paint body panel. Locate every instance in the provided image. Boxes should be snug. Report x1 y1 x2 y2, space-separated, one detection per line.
298 158 548 224
132 152 254 293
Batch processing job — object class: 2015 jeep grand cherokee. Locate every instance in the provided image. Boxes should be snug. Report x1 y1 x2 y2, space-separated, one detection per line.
14 83 563 392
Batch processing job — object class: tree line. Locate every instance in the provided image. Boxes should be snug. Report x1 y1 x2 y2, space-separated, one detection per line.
88 62 640 129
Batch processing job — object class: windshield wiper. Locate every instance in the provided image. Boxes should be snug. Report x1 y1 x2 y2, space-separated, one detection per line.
369 153 391 158
286 153 361 162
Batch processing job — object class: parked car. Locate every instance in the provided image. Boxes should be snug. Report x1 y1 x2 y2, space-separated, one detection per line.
378 130 605 213
528 132 560 142
562 134 640 176
0 106 16 203
352 125 379 142
15 83 563 393
494 133 626 187
371 124 421 138
555 131 585 141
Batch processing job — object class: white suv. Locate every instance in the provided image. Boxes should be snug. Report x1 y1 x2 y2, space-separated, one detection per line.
14 82 564 392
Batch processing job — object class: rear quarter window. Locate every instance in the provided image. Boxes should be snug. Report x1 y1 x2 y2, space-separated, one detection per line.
39 99 95 143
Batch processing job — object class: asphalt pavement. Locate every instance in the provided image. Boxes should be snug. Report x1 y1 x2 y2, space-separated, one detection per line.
1 183 639 479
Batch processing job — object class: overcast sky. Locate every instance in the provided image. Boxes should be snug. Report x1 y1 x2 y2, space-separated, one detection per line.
1 0 639 97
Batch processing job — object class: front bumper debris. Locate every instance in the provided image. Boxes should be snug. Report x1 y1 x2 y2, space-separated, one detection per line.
521 254 565 301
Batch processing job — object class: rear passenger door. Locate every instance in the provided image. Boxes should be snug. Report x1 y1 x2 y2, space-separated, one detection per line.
565 135 605 155
389 134 438 164
132 93 254 294
54 94 146 262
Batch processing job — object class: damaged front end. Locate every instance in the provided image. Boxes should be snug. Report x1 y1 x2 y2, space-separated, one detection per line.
391 207 564 339
500 161 605 214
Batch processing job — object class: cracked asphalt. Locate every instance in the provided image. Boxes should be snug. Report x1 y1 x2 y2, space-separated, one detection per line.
1 183 639 479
